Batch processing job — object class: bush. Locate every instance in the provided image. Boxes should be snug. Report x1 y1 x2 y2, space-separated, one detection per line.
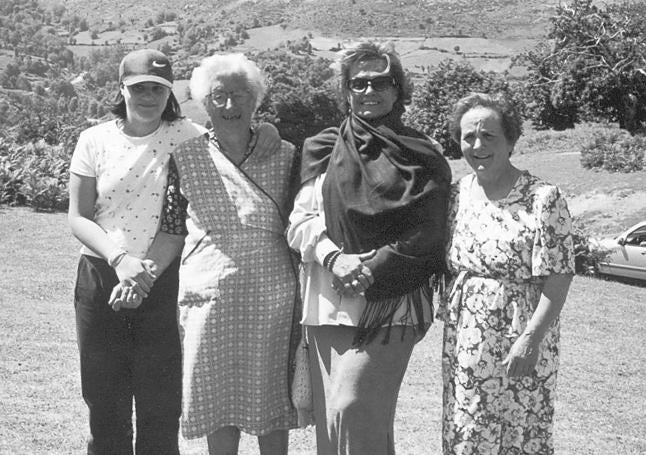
572 226 616 276
572 229 595 275
580 130 645 172
0 141 26 205
3 91 91 148
150 27 166 41
0 140 70 210
572 228 606 276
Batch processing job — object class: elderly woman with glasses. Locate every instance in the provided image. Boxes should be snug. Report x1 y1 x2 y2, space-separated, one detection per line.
286 40 452 455
156 53 300 455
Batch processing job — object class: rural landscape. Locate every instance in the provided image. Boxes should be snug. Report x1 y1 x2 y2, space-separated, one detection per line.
1 0 646 453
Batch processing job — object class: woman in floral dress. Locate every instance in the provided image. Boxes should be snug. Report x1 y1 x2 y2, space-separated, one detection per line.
437 93 575 454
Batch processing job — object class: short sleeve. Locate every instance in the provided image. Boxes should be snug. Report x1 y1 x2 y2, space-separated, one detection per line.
160 156 188 236
69 129 96 177
532 186 575 276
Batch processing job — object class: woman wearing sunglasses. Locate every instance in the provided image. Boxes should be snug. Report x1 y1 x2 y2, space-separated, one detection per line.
287 41 452 455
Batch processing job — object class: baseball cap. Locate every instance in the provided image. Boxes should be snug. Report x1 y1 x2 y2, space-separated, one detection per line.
119 49 173 88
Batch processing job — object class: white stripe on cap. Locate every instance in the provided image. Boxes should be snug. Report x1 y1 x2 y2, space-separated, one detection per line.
122 75 172 88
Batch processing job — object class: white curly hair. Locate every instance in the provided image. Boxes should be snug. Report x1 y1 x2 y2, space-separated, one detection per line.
189 53 266 109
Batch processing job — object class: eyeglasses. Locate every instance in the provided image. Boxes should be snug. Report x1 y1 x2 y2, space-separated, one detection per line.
347 76 396 93
209 90 251 107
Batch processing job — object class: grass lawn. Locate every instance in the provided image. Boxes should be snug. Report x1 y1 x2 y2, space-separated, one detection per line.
1 205 645 454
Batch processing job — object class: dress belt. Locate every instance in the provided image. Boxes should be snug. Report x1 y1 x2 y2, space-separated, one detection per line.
442 270 533 324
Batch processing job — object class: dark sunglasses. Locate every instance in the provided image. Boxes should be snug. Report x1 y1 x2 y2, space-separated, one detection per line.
347 76 396 93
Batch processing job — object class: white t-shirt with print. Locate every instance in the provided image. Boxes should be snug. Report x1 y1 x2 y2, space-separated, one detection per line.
70 118 207 259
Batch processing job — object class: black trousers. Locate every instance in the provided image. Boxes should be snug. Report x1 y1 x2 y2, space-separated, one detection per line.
74 255 182 455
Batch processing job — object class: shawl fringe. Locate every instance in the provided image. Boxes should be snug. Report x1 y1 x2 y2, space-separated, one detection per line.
352 270 449 346
352 278 434 346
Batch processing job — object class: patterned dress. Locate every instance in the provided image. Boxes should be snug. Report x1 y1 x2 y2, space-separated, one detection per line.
161 133 299 438
437 171 575 455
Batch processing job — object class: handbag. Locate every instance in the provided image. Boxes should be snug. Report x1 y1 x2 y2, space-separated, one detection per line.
291 327 315 428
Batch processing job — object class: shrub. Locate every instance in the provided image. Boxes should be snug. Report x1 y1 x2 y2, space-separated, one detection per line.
572 229 601 275
580 130 645 172
3 91 91 148
0 141 26 205
572 226 616 276
0 140 70 210
150 27 166 41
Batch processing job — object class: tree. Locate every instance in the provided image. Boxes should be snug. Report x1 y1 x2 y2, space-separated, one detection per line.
82 46 128 87
15 74 31 91
404 59 522 158
253 49 342 149
520 0 646 133
159 42 172 55
50 79 76 98
1 63 21 88
150 27 166 41
51 4 65 19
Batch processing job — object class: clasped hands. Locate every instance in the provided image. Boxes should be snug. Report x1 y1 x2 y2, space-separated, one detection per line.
109 256 158 311
329 250 376 297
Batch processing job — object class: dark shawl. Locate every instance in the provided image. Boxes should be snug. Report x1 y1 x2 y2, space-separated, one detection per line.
301 111 452 344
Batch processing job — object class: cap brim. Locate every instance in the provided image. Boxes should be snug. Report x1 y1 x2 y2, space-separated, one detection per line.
122 75 172 88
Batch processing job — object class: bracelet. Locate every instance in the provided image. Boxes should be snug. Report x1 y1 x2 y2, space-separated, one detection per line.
326 251 342 272
323 250 340 270
108 250 127 268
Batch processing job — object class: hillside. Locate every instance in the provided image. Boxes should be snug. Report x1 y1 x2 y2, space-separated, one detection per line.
3 0 645 231
50 0 570 40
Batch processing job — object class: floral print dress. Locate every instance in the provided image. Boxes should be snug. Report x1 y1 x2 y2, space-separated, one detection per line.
437 171 575 455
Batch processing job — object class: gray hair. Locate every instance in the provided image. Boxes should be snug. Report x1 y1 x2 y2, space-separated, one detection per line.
190 53 266 109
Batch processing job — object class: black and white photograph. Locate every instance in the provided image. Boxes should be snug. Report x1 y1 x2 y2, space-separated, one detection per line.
1 0 645 454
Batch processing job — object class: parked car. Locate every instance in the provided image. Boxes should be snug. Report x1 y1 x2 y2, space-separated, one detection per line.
596 221 646 281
